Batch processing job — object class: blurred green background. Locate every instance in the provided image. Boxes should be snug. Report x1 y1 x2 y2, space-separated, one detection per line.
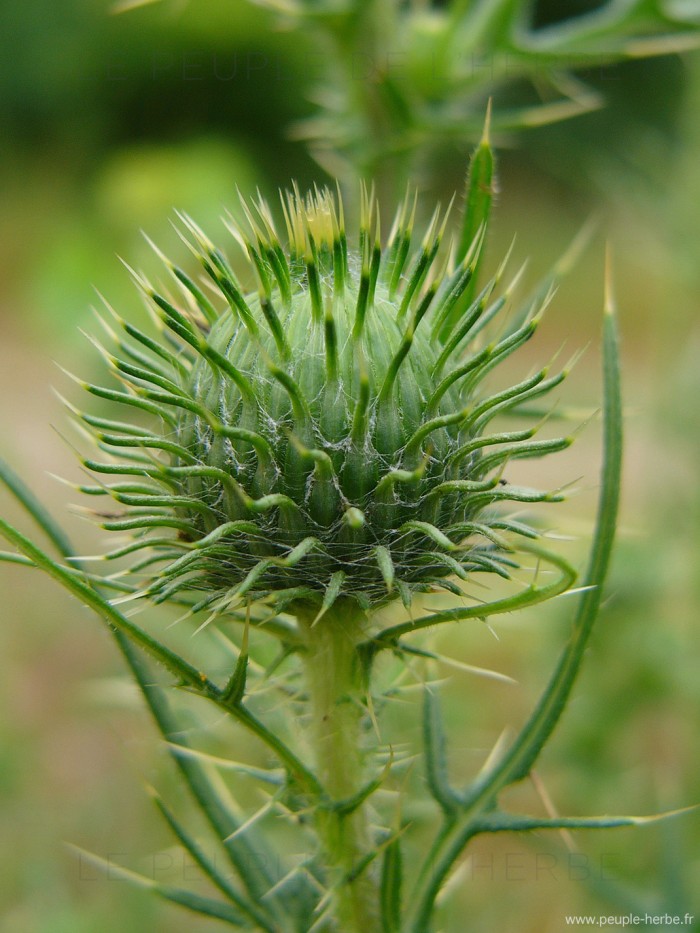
1 1 698 931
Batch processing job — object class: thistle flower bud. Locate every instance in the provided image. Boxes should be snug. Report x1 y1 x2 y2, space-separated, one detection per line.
76 184 570 618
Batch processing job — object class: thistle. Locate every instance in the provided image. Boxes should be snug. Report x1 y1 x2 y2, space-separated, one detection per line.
0 145 629 932
74 180 573 624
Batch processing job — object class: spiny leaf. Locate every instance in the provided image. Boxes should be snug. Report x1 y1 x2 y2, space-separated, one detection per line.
446 101 495 334
466 264 623 797
165 744 285 787
312 571 347 626
330 751 394 817
0 518 218 691
424 688 461 815
374 546 395 594
0 468 288 906
0 518 320 792
367 543 575 649
0 456 73 557
396 202 446 321
222 609 250 706
475 807 700 836
380 837 403 933
67 846 249 927
399 521 457 552
404 279 622 933
152 791 276 931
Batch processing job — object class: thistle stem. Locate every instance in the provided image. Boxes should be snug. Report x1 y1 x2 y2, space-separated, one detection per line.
299 604 382 933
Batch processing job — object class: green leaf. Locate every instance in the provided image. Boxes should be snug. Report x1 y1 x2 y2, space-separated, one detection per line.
312 570 346 626
449 102 495 329
0 478 302 887
466 268 623 796
158 887 251 927
475 807 699 836
423 688 461 816
380 837 403 933
0 468 287 909
222 613 250 705
0 551 34 568
165 743 285 787
404 283 623 933
152 792 276 932
0 456 73 558
366 542 575 649
0 518 220 695
67 846 249 927
374 547 395 594
330 753 393 817
116 639 283 908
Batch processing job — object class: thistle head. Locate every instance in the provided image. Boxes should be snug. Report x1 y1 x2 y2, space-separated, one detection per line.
74 184 571 619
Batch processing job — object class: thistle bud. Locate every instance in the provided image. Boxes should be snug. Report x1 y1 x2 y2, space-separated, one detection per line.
77 184 570 618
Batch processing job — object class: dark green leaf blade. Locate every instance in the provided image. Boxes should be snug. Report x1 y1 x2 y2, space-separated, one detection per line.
380 837 403 933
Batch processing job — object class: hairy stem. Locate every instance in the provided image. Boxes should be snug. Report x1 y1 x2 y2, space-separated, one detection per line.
299 603 382 933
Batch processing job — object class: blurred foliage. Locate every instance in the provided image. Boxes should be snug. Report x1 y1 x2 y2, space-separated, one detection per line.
230 0 700 197
1 0 699 931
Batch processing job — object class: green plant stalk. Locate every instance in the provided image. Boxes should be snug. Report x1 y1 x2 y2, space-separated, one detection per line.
299 604 382 933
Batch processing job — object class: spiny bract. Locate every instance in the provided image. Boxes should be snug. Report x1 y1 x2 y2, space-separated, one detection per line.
74 185 571 619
